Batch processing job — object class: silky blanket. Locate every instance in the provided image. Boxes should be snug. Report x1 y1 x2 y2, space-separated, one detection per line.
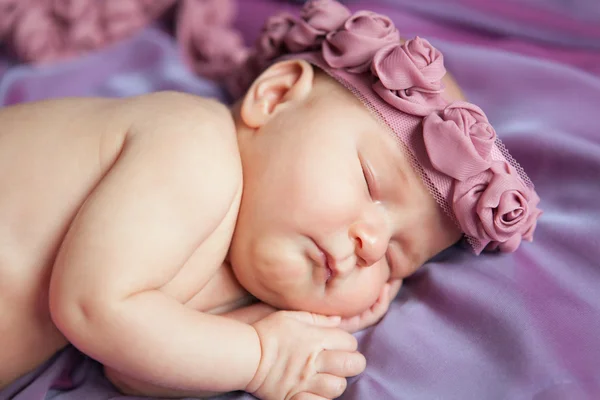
1 1 599 399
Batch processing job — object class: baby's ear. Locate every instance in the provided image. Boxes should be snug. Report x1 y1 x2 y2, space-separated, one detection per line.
241 59 314 128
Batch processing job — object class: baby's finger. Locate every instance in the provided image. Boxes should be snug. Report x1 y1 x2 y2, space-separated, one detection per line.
337 315 361 333
316 350 366 377
284 311 341 327
322 329 358 351
304 373 347 399
369 281 393 314
370 296 390 318
291 393 329 400
377 283 391 306
388 279 403 301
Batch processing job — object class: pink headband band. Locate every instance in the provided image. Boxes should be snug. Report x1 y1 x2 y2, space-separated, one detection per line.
231 0 542 255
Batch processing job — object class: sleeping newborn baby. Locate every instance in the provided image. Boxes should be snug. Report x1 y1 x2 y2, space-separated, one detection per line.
0 1 541 399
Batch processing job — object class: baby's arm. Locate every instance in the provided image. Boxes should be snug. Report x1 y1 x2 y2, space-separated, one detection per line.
47 92 364 399
48 92 261 393
222 302 279 325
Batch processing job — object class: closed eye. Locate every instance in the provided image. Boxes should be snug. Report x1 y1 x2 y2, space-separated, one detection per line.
359 155 378 199
362 165 372 197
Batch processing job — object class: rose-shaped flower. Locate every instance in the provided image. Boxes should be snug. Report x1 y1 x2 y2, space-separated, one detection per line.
138 0 177 19
372 36 445 92
322 11 400 73
370 38 446 116
284 0 351 53
177 0 248 79
178 0 235 27
0 0 23 41
52 0 93 22
373 77 447 117
485 188 542 252
12 6 67 63
521 190 542 242
301 0 351 31
102 0 148 41
423 101 496 181
256 12 296 61
284 0 350 53
453 161 542 254
184 26 248 79
67 6 104 52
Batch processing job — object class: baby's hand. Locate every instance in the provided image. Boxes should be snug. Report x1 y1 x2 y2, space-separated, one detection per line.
338 279 403 333
248 311 366 400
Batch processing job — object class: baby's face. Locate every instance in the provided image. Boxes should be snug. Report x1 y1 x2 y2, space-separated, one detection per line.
229 72 461 318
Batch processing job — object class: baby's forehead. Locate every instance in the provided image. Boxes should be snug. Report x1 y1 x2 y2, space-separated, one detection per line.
308 81 386 129
300 65 417 175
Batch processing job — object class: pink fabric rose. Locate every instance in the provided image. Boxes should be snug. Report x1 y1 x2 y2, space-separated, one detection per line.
178 0 236 27
177 0 247 80
183 26 248 79
373 37 445 91
1 0 172 63
301 0 351 31
52 0 91 22
67 6 104 52
138 0 177 18
102 0 148 41
322 11 399 73
284 0 351 53
257 12 296 61
453 161 542 254
370 38 446 116
423 102 496 181
0 0 24 41
0 0 172 63
373 79 447 116
12 5 67 63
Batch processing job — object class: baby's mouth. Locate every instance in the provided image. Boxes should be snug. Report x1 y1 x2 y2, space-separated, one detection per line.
324 252 341 284
325 263 333 283
312 240 337 284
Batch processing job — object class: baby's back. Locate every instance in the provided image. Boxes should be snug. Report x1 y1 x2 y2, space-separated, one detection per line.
0 92 246 389
0 97 131 385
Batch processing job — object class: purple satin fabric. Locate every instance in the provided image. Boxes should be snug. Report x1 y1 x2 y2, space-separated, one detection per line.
1 1 600 399
0 28 225 105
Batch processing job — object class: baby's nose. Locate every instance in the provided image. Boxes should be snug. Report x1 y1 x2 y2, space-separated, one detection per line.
350 219 390 267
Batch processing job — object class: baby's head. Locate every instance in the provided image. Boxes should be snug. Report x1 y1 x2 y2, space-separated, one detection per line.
227 0 541 318
229 60 460 317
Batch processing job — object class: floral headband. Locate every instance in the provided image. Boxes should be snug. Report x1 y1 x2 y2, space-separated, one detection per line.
230 0 542 254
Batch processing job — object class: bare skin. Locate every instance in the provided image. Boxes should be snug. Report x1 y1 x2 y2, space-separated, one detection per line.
0 61 465 398
0 92 248 388
0 90 364 399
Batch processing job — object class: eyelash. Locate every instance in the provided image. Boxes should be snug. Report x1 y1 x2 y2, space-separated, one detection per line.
361 162 374 198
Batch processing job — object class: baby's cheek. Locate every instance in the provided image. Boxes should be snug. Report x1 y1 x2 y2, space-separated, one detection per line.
293 164 361 224
362 265 392 309
336 271 387 317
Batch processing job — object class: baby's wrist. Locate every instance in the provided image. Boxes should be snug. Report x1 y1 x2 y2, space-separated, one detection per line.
244 324 266 394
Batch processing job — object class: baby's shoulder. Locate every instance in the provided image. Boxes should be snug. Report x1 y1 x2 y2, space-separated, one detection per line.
123 91 240 173
119 91 242 214
124 91 236 143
